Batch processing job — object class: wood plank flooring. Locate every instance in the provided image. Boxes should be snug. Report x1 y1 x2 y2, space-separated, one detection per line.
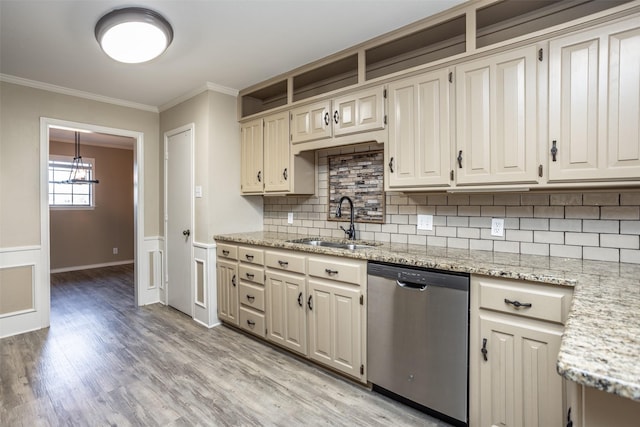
1 265 452 426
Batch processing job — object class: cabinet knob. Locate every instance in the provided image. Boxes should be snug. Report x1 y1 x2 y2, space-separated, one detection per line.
283 168 288 180
257 171 262 182
246 294 255 302
247 319 255 327
333 110 339 124
324 111 330 126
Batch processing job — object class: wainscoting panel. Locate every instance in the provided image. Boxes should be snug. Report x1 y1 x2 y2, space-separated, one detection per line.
140 236 163 306
193 242 219 328
0 246 49 338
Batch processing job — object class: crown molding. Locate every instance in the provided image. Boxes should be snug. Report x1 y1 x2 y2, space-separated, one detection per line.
159 81 239 112
0 74 159 113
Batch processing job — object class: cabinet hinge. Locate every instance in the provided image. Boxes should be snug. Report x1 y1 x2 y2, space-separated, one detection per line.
538 164 543 178
384 115 387 125
360 364 364 375
290 133 292 141
538 48 543 62
450 170 454 181
360 295 364 305
383 88 387 98
448 72 453 83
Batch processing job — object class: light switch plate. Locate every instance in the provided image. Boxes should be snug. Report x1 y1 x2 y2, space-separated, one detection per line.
491 218 505 237
287 212 294 224
195 185 203 198
417 214 433 231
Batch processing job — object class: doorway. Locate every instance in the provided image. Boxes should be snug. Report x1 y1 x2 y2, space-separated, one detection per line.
164 125 194 316
40 118 147 308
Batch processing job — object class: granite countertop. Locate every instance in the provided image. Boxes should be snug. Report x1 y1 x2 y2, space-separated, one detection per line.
214 231 640 402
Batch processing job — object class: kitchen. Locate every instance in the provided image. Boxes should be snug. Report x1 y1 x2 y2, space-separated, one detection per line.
1 0 640 426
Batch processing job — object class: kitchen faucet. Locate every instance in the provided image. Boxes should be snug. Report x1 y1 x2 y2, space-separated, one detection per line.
336 196 356 240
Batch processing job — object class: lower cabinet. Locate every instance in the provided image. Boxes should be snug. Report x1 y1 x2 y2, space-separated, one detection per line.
265 270 308 355
216 259 238 326
470 275 573 427
307 279 362 378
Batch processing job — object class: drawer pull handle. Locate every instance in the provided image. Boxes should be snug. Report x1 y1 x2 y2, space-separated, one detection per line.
325 268 339 275
245 254 254 261
297 292 303 307
504 298 532 308
246 294 255 302
247 319 255 327
222 250 229 256
231 274 236 287
307 295 313 311
278 260 288 267
246 273 255 279
481 338 488 361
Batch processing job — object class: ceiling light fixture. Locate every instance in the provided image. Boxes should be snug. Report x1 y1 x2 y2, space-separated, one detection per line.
95 7 173 64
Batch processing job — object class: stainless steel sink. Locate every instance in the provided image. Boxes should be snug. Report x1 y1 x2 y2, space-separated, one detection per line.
287 238 378 250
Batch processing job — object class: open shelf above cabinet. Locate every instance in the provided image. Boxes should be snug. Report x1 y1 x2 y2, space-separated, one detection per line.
365 14 466 81
476 0 633 48
241 80 288 118
292 54 358 103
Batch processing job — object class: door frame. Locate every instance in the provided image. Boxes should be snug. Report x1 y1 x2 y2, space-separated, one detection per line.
163 124 195 309
40 117 146 306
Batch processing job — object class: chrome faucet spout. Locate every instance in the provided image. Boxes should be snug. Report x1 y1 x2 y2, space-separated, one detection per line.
336 196 356 240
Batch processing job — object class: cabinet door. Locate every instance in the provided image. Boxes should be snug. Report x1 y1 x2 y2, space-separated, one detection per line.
265 271 307 356
216 259 238 325
332 86 385 137
549 19 640 181
290 100 332 144
456 45 538 185
479 313 563 427
240 119 263 193
307 279 362 379
263 112 291 192
387 69 452 188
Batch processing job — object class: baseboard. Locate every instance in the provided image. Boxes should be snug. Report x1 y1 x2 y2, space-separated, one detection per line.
50 260 134 274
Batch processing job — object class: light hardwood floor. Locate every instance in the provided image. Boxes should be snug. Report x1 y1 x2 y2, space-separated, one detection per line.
1 265 452 426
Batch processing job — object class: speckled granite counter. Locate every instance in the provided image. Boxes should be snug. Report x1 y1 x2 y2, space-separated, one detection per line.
214 231 640 402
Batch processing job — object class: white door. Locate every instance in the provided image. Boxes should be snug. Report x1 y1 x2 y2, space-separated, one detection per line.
166 128 193 316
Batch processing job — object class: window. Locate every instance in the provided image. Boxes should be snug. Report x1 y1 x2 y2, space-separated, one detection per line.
48 155 96 208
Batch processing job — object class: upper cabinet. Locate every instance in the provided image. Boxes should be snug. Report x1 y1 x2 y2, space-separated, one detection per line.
455 44 539 186
240 112 315 195
387 68 453 189
548 17 640 182
290 86 387 152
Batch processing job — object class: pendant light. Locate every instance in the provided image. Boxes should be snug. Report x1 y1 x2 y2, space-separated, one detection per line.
64 132 99 184
95 7 173 64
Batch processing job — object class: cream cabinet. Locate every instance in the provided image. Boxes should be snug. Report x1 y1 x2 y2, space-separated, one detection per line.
470 275 574 427
240 112 314 195
290 86 386 145
548 16 640 182
455 45 539 185
265 250 308 356
386 68 453 189
216 244 239 326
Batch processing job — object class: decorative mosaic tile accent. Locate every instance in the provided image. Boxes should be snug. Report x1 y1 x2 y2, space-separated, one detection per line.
328 150 384 223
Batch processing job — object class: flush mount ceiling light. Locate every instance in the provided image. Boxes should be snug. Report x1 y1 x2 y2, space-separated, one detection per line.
95 7 173 64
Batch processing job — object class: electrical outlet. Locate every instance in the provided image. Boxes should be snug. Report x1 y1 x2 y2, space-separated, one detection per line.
113 247 118 255
417 214 433 231
287 212 294 224
491 218 505 237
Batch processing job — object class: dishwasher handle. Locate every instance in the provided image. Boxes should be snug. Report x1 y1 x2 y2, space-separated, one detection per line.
396 280 427 291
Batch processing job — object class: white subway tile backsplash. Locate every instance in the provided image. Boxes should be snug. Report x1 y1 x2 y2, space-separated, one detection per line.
600 234 639 249
521 242 550 256
264 151 640 264
583 220 619 234
583 247 620 262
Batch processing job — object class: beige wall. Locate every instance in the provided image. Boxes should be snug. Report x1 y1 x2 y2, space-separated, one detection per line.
159 89 262 244
0 81 161 249
49 140 134 270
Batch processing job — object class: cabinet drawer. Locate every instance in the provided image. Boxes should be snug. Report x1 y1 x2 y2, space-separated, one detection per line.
239 307 266 338
239 264 264 285
238 246 264 265
216 243 237 260
265 251 306 274
308 256 365 285
239 282 265 311
477 277 572 324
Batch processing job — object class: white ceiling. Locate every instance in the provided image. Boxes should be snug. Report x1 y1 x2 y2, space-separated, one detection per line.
0 0 466 110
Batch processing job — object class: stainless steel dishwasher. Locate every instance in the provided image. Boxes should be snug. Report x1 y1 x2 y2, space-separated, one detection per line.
367 262 469 426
